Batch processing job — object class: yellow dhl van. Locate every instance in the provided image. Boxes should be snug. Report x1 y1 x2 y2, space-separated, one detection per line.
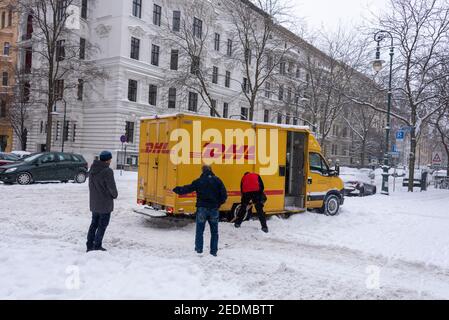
136 113 344 219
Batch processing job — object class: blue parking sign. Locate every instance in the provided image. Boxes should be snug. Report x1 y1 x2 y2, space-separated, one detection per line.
396 131 405 140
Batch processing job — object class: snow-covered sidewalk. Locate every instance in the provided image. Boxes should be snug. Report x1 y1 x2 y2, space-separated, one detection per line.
1 172 449 299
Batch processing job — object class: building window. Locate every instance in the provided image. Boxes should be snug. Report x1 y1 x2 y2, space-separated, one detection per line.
77 79 84 101
153 4 161 26
56 0 66 22
331 144 338 156
8 10 12 27
188 92 198 112
56 40 65 61
293 117 298 125
212 66 218 84
0 100 6 118
267 55 273 70
170 49 178 70
25 15 33 40
265 82 271 99
1 12 4 29
223 103 229 118
210 100 217 117
172 11 181 32
132 0 142 18
72 123 77 142
39 121 44 133
277 112 282 124
245 48 251 65
214 33 220 51
151 44 160 66
3 42 10 56
125 121 135 144
264 110 270 123
280 60 286 75
286 114 290 125
227 39 233 56
225 71 231 88
128 79 138 102
2 72 8 86
287 87 292 103
191 55 200 75
241 107 248 120
63 121 70 142
81 0 88 19
242 78 249 94
79 38 86 60
24 47 32 73
130 37 140 60
278 85 284 101
54 79 64 100
296 67 301 78
168 88 176 108
148 85 157 106
193 17 202 38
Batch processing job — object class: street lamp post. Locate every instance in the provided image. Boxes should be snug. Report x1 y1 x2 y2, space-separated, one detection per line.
372 30 394 196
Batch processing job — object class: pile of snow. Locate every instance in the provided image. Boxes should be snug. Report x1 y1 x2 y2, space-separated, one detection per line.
1 171 449 299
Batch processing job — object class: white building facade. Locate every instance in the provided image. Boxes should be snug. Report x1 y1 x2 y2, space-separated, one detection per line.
19 0 357 167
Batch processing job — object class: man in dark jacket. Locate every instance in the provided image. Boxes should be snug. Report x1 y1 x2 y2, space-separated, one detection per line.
234 172 268 233
173 165 227 257
86 151 118 252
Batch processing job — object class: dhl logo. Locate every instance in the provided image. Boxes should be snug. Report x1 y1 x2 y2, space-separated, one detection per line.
145 142 255 160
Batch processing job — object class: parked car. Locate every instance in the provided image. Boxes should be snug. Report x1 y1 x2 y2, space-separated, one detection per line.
403 169 424 188
359 168 375 180
0 153 20 167
340 169 377 197
0 152 88 185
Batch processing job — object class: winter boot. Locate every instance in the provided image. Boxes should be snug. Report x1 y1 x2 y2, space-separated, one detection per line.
262 227 269 233
94 247 107 252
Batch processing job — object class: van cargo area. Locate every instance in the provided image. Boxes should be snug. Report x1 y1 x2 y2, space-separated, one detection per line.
137 114 344 218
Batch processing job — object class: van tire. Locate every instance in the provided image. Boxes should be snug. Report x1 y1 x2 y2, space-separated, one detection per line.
321 194 341 216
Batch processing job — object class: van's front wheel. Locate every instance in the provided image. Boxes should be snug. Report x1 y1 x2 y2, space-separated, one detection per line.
321 194 341 216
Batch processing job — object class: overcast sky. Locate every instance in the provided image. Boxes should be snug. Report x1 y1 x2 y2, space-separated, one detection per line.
293 0 389 31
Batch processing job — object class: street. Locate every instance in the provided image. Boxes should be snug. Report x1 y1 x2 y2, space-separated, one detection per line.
1 172 449 299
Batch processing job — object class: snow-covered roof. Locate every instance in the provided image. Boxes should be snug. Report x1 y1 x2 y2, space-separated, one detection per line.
140 113 310 131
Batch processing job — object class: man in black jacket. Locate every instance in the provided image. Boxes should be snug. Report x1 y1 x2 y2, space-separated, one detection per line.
173 165 227 256
86 151 118 252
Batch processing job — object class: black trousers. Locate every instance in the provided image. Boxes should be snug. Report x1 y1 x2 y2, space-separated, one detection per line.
235 192 267 229
87 212 111 249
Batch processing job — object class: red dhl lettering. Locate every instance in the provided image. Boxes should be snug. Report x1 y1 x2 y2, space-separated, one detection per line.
145 143 170 154
202 143 255 160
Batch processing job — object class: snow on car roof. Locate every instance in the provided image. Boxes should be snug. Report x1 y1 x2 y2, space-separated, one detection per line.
140 113 310 130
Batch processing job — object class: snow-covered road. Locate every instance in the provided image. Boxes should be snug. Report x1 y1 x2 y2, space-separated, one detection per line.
1 172 449 299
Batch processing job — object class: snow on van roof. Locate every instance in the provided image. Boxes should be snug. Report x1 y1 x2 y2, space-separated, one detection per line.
140 113 311 131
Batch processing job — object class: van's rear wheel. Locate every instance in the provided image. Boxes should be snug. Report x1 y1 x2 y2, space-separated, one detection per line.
322 194 340 216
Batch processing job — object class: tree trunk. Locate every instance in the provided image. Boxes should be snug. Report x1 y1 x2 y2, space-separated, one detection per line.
360 141 366 167
408 129 417 192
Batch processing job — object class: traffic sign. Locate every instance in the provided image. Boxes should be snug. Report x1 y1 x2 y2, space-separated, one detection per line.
432 152 443 165
396 131 405 141
120 135 128 143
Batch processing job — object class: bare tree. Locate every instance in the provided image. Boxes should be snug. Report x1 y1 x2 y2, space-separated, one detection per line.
302 27 371 151
159 0 234 117
224 0 294 121
16 0 104 151
348 0 449 191
7 66 33 151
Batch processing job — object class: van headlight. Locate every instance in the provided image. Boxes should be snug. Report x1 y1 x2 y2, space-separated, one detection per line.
5 167 18 173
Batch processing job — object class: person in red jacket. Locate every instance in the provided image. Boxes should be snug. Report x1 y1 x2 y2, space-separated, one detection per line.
234 172 268 233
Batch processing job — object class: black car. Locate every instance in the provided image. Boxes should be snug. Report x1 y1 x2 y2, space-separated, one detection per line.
0 152 88 185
